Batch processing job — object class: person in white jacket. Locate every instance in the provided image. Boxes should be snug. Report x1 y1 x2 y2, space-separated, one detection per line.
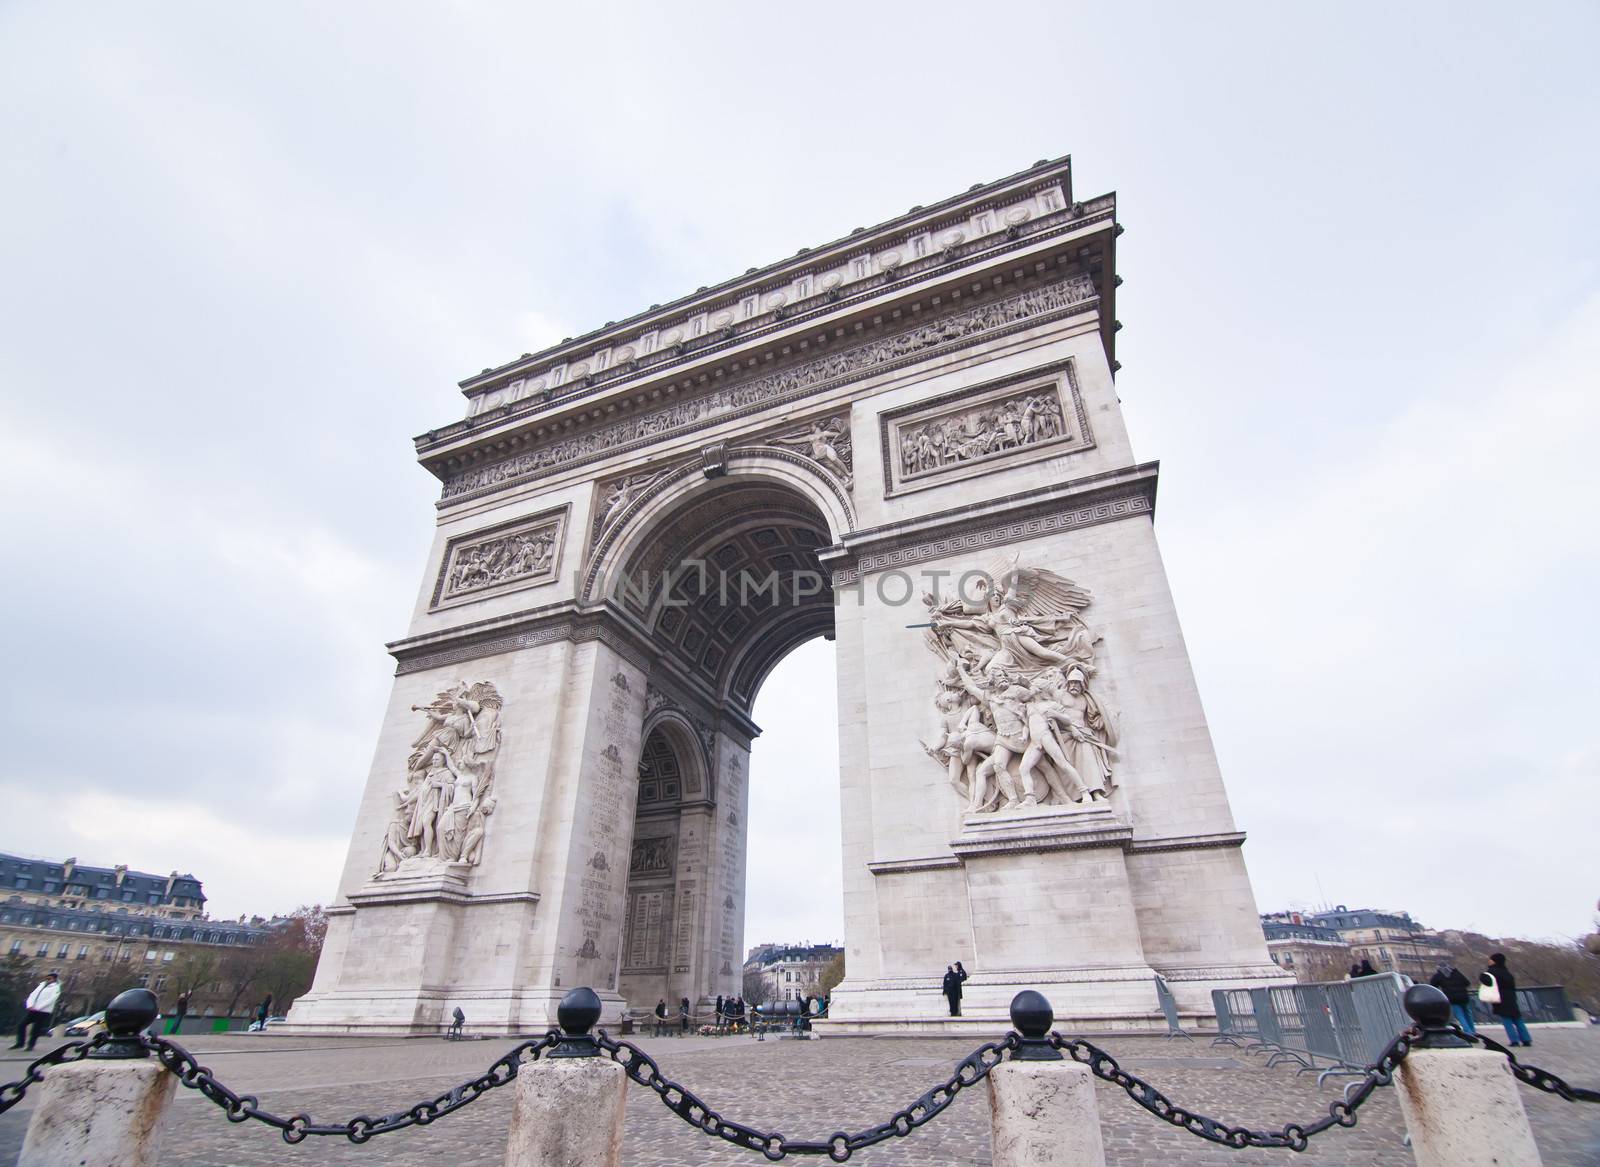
10 973 60 1052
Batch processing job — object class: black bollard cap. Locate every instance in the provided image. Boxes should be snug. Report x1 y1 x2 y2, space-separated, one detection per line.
1403 984 1470 1049
91 988 158 1059
1009 990 1063 1061
551 987 602 1058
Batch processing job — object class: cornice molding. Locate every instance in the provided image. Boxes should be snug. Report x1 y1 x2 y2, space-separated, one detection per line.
436 272 1099 507
1125 831 1247 855
442 160 1089 412
825 463 1159 584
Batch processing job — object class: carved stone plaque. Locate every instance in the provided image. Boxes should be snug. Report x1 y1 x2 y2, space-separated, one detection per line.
879 361 1092 497
430 506 567 609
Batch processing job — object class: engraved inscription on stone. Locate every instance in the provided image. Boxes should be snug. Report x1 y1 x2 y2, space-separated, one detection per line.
431 508 566 608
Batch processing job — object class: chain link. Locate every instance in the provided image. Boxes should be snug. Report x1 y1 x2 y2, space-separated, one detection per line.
1050 1028 1416 1152
140 1031 559 1143
596 1029 1017 1161
0 1033 113 1116
1460 1028 1600 1104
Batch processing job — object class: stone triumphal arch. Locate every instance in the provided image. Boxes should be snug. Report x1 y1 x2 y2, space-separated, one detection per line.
288 156 1286 1036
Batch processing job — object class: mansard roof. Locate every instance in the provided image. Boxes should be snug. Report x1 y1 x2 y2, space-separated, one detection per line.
0 852 205 905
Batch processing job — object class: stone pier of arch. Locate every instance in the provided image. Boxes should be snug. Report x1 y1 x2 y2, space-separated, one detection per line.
285 157 1288 1038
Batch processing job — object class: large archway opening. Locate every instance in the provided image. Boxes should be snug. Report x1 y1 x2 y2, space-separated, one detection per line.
601 468 846 1013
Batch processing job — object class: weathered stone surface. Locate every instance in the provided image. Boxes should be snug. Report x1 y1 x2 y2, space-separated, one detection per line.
17 1059 175 1167
503 1057 626 1167
1395 1047 1543 1167
989 1059 1107 1166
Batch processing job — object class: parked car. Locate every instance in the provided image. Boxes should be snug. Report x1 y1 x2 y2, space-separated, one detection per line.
63 1012 106 1037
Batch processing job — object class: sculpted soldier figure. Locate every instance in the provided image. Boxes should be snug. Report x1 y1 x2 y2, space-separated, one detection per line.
922 562 1119 814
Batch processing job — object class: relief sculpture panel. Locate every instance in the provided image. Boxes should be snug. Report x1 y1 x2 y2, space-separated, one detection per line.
921 561 1120 813
880 363 1092 496
431 507 566 609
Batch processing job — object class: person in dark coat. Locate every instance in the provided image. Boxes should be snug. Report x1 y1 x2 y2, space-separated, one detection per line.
1482 953 1531 1046
1353 959 1378 977
255 994 273 1032
678 996 691 1034
1428 964 1476 1034
941 962 969 1017
715 994 725 1031
653 998 670 1037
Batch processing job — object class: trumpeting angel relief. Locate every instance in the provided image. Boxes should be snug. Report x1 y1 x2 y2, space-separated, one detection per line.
922 561 1119 814
376 681 503 877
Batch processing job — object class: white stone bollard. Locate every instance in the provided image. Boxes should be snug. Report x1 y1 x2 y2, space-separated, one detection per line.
504 988 628 1167
1394 986 1543 1167
18 990 177 1167
989 991 1107 1167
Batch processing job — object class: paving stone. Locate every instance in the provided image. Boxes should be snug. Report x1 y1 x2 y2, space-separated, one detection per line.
0 1028 1594 1165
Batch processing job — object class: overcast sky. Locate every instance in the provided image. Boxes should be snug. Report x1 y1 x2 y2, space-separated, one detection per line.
2 2 1595 952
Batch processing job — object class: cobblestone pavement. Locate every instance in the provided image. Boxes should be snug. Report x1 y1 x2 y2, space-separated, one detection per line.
0 1027 1595 1165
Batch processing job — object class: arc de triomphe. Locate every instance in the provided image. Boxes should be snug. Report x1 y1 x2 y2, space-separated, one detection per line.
287 156 1286 1035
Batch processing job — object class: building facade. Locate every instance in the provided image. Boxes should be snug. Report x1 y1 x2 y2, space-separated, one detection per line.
744 943 842 1003
1306 906 1451 981
289 155 1287 1037
0 853 277 1018
1260 912 1352 982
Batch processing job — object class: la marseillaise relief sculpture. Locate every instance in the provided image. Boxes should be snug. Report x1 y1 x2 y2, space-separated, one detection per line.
288 157 1288 1035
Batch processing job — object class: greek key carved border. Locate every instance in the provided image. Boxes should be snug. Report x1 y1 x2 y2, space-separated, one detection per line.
830 487 1154 585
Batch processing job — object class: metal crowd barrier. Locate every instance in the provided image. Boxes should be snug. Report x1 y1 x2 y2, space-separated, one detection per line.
1212 973 1411 1083
1472 985 1575 1025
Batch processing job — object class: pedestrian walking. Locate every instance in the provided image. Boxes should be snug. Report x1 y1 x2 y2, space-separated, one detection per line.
715 994 725 1031
167 990 190 1036
254 993 273 1033
653 998 669 1037
1481 953 1531 1046
1428 963 1476 1034
679 996 691 1034
10 973 60 1051
941 961 969 1017
449 1006 465 1038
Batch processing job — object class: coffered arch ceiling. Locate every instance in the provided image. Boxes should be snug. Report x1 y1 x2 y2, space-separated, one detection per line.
613 479 834 716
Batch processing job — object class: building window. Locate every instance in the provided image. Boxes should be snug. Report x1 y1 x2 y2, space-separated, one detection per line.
144 950 156 961
36 943 49 957
13 878 27 889
7 941 19 955
77 946 88 960
162 951 174 962
121 892 133 902
42 882 57 893
57 944 69 959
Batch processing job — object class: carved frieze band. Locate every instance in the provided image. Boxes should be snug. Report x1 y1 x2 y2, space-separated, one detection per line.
830 488 1154 586
441 274 1097 504
437 180 1099 437
430 506 568 611
879 360 1091 497
391 611 654 677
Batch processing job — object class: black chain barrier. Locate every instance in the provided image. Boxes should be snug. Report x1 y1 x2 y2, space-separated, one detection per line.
1 983 1594 1158
1052 1029 1413 1152
595 1029 1017 1162
142 1031 560 1144
1463 1028 1600 1105
0 1033 112 1117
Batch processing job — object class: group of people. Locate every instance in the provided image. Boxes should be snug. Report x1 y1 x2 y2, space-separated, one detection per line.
1428 953 1534 1046
1353 952 1537 1047
652 996 694 1036
712 994 753 1031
